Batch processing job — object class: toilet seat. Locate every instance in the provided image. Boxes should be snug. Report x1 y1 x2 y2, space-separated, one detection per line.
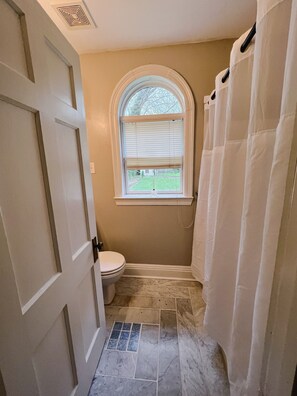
101 263 125 276
99 251 126 276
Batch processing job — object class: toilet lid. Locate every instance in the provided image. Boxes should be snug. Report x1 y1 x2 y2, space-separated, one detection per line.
99 251 126 274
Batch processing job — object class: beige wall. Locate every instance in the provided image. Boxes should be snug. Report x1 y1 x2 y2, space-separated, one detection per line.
80 40 234 266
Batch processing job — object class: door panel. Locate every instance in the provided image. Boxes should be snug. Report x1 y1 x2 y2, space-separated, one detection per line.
0 214 40 396
32 309 78 396
79 269 100 360
55 121 90 258
45 40 76 108
0 101 60 307
0 0 106 395
0 0 31 79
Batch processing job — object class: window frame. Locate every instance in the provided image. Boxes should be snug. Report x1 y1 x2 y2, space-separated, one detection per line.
110 65 195 206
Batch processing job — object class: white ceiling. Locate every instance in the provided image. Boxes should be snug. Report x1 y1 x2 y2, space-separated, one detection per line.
37 0 257 54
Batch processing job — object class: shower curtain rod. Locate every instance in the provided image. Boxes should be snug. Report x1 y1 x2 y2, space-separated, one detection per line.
210 23 256 101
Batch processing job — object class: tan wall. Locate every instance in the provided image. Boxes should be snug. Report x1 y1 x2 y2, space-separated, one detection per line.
80 40 234 266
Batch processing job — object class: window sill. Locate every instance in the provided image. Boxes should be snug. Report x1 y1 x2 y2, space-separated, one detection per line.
114 195 194 206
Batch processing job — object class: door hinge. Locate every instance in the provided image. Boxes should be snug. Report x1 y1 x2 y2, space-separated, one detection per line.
92 237 103 263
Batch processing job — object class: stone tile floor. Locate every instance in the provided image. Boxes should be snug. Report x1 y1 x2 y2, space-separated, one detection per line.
88 277 230 396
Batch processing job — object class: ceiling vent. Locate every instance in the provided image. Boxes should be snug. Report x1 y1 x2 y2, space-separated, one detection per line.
51 0 96 29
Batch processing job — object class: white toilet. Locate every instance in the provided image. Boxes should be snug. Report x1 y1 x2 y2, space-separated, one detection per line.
99 251 126 305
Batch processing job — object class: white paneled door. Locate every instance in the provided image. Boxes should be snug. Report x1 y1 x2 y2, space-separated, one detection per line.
0 0 106 395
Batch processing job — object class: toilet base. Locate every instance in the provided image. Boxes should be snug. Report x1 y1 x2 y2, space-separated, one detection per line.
103 283 116 305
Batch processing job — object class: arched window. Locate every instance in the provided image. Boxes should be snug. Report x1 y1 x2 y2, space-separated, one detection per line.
110 65 195 205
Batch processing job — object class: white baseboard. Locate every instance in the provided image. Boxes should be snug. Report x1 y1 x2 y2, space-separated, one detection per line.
123 263 198 281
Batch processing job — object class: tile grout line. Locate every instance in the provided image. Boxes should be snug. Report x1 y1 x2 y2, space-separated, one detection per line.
114 296 190 301
109 305 176 311
106 313 160 327
108 305 161 311
116 282 191 298
98 373 157 383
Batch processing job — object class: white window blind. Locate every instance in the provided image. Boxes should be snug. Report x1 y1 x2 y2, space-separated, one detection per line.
122 119 184 169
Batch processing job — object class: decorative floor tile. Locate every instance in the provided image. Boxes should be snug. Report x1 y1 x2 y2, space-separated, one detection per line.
131 323 141 332
113 322 123 331
110 330 120 340
123 322 132 331
127 331 140 352
120 331 130 340
130 331 140 341
107 322 142 352
107 338 117 349
127 338 138 352
117 338 128 351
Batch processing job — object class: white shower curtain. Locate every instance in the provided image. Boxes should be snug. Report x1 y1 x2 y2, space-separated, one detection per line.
191 69 229 292
203 70 229 301
191 0 297 394
191 98 213 283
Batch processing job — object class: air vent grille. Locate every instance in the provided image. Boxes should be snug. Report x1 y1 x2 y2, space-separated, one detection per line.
52 1 96 29
57 5 90 27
